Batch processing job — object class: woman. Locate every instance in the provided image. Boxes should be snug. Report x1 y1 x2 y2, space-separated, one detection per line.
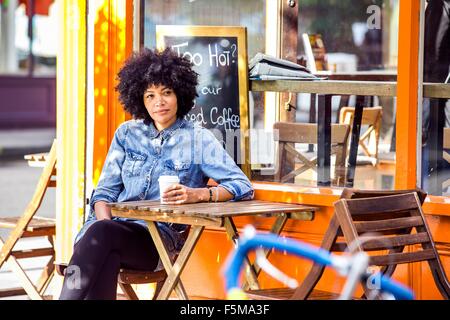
59 48 254 300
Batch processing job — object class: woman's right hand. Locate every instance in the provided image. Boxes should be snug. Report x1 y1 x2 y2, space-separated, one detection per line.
162 184 207 204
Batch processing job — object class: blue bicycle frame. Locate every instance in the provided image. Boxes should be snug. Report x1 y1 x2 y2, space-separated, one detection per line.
223 227 414 300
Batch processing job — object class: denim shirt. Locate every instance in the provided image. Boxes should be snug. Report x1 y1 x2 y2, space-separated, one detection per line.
75 118 254 267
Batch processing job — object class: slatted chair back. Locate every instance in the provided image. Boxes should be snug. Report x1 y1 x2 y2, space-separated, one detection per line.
246 188 427 300
334 192 450 299
290 188 428 300
339 106 382 163
273 122 350 186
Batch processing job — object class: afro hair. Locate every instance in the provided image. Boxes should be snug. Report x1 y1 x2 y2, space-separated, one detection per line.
115 47 199 125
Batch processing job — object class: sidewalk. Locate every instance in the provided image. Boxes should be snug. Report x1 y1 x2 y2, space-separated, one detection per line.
0 128 55 161
0 127 56 299
0 238 57 300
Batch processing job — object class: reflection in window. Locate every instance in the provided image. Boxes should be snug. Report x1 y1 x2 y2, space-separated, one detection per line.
263 0 400 190
421 99 450 196
298 0 399 73
421 0 450 196
0 0 57 76
143 0 265 58
287 95 396 190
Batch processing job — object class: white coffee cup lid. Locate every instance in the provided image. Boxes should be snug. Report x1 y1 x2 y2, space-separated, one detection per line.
158 175 180 182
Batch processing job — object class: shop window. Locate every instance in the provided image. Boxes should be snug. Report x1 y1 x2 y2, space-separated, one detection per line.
143 0 265 57
298 0 399 74
141 0 401 190
251 0 400 189
421 0 450 196
0 0 57 76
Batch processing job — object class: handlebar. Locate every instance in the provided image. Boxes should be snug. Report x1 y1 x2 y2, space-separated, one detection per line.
223 227 414 300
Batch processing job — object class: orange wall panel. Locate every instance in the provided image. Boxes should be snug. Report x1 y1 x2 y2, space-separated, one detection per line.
395 0 421 189
92 0 133 184
181 185 450 299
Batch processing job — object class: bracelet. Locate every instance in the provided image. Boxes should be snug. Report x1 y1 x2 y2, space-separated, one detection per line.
214 187 219 202
208 188 213 202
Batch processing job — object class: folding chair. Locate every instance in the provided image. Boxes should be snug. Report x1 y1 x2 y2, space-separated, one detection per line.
245 188 427 300
334 192 450 299
339 106 382 165
273 122 350 186
0 139 57 300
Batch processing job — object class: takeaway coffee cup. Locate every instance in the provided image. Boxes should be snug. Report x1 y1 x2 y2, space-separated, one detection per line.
158 175 180 204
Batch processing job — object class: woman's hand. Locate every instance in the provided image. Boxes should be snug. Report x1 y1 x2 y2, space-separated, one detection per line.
161 184 208 204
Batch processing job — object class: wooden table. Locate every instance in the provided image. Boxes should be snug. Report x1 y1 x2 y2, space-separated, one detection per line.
24 152 56 186
109 199 316 300
25 152 50 167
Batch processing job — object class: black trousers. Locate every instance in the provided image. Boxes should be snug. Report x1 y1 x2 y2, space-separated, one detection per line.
59 220 159 300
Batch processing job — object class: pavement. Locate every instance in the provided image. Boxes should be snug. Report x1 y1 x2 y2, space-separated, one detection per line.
0 128 56 299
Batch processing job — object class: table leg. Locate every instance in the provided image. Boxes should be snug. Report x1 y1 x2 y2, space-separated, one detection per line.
147 222 204 300
223 217 260 290
308 94 317 152
345 95 365 187
317 94 332 186
242 213 289 291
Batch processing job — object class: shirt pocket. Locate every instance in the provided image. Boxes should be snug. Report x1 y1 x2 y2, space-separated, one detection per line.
163 159 193 185
123 150 147 177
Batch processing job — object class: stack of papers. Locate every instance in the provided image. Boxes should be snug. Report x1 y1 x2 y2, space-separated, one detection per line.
249 53 325 81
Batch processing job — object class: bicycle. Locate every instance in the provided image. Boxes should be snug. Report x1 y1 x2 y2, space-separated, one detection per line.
223 225 415 300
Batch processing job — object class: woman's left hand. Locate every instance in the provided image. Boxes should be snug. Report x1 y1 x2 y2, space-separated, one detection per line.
162 184 204 204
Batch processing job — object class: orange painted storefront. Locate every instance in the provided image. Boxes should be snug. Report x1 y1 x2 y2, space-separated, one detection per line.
68 0 450 300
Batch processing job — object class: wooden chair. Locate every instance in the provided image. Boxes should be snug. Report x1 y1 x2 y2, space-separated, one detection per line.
0 140 57 300
273 122 350 186
245 188 427 300
334 192 450 299
55 226 189 300
339 106 382 165
55 263 167 300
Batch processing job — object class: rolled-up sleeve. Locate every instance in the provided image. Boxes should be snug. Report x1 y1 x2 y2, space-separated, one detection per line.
199 129 254 201
90 124 127 212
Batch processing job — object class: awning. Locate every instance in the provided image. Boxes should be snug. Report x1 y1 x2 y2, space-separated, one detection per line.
18 0 55 16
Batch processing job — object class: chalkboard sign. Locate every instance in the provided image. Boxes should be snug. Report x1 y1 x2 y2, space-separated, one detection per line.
156 25 250 176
